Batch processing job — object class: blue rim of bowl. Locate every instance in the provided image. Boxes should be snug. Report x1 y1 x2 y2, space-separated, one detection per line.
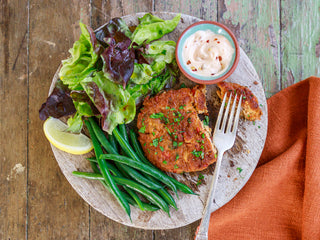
175 21 240 85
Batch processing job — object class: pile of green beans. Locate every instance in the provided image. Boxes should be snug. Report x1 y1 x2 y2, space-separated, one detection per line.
73 117 195 219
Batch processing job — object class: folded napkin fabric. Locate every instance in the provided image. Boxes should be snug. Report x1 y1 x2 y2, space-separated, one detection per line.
208 77 320 239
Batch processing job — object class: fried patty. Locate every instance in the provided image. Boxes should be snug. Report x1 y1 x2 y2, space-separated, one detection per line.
137 85 217 173
217 82 263 121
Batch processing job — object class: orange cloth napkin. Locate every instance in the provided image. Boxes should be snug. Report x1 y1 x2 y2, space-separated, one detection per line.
208 77 320 239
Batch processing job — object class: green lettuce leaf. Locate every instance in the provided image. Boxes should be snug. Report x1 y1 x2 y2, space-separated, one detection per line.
145 40 176 63
130 40 176 85
81 71 135 134
66 113 83 133
127 62 178 104
131 13 181 45
59 22 100 90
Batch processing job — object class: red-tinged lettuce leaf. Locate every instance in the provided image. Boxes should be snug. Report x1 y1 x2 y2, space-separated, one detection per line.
95 18 132 47
70 90 100 116
131 42 149 64
81 71 135 134
39 80 76 120
101 35 135 88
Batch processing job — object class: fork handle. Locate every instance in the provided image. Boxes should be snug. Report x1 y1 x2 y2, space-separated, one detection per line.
194 150 224 240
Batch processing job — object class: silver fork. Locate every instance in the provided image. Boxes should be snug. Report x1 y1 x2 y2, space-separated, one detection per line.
195 93 242 240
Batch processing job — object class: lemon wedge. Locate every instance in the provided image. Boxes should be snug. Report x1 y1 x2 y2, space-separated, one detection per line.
43 117 93 155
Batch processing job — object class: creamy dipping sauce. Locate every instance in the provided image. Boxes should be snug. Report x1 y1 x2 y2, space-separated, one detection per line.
182 30 234 77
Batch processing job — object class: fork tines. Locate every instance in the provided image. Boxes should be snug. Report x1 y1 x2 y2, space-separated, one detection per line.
216 93 242 133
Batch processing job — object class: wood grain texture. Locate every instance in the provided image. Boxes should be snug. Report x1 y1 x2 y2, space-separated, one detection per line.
0 0 28 239
280 0 320 88
218 0 281 98
154 0 217 21
27 1 90 239
91 0 152 29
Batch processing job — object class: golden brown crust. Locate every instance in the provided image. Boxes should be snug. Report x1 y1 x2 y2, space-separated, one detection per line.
137 85 217 173
217 82 263 121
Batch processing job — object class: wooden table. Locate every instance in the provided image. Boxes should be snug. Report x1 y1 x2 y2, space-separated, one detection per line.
1 0 319 239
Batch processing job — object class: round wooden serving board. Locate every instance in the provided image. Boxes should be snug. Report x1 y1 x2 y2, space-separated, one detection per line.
49 12 268 230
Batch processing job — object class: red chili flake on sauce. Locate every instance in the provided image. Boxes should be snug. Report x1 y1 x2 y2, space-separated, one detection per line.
217 41 220 44
253 81 258 85
192 68 197 72
206 40 209 43
214 38 218 41
211 73 215 75
218 56 222 61
187 60 191 65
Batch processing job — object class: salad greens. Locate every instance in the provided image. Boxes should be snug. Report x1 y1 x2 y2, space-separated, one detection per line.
59 23 101 90
39 13 181 134
131 13 181 45
81 71 136 133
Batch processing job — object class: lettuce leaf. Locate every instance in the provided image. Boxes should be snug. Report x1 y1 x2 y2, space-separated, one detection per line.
131 13 181 45
127 61 178 104
81 71 135 134
130 40 176 85
101 36 135 88
66 113 83 133
95 17 135 88
39 79 76 120
145 40 176 63
95 18 132 46
59 22 101 90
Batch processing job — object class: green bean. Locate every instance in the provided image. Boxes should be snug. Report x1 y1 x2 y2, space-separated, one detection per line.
129 129 153 166
94 156 177 210
113 176 170 216
113 128 178 194
106 163 146 211
119 124 129 142
88 118 163 190
108 134 119 153
118 125 132 157
88 158 162 190
88 158 146 211
88 118 117 154
144 174 177 210
157 188 177 210
105 163 145 211
113 127 143 162
85 120 131 219
169 178 197 195
73 171 159 211
122 193 159 212
73 171 105 180
100 154 177 195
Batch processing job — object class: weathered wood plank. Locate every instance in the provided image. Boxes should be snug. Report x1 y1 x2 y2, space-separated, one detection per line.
90 1 154 239
154 0 218 22
218 0 281 98
89 216 152 240
91 0 153 29
27 1 91 239
0 0 28 239
280 0 320 89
